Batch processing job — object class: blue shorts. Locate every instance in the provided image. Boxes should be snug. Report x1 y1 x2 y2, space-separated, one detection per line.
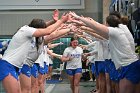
91 63 95 74
0 60 19 80
0 42 3 48
118 60 140 84
66 68 82 76
38 62 47 75
21 64 31 77
31 63 39 78
105 60 119 82
39 66 46 75
44 64 48 74
104 59 111 73
95 61 106 77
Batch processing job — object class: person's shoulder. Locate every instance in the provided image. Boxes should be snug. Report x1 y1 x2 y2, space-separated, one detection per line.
19 25 36 31
108 26 120 35
65 47 71 50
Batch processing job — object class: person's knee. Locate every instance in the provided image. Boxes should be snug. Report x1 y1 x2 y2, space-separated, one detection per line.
38 79 43 86
74 82 80 87
21 84 31 91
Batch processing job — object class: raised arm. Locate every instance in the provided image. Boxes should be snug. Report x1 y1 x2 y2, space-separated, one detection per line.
69 12 109 39
45 9 59 26
47 42 63 49
47 48 62 59
33 13 69 37
44 28 71 43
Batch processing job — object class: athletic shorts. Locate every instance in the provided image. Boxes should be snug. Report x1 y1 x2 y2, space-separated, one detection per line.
0 60 19 80
91 63 95 74
38 64 46 75
118 60 140 84
21 64 31 77
95 61 106 77
104 59 111 73
31 63 39 78
66 68 82 76
105 60 119 82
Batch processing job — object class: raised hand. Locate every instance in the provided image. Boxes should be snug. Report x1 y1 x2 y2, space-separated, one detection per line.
60 13 69 23
71 19 85 26
53 9 59 21
69 11 80 19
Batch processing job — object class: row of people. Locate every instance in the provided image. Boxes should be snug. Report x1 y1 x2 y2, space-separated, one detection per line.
0 9 75 93
66 11 140 93
0 10 140 93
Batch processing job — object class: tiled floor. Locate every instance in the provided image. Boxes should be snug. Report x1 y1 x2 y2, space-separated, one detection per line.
0 80 96 93
45 79 96 93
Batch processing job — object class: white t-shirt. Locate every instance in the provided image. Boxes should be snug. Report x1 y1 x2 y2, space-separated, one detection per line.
119 24 136 52
2 25 36 68
102 40 111 60
93 40 104 61
24 37 39 67
44 45 50 66
108 27 138 69
63 46 83 69
35 43 45 68
86 41 96 63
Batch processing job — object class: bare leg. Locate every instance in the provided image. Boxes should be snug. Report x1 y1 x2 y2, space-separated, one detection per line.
105 73 111 93
73 73 81 93
68 75 74 93
31 76 39 93
98 73 106 93
48 66 53 80
115 82 119 93
119 78 135 93
19 73 31 93
135 82 140 93
2 74 21 93
95 75 99 92
38 74 45 93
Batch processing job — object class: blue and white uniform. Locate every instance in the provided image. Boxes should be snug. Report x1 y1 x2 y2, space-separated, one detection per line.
21 37 39 77
63 46 83 76
108 26 140 84
31 42 45 78
93 40 106 77
0 25 36 80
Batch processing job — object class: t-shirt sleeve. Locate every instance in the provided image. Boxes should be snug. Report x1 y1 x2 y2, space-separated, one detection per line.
63 48 70 57
20 25 37 37
80 47 83 54
108 27 118 38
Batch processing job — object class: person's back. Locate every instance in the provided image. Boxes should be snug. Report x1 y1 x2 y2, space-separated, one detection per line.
2 25 37 68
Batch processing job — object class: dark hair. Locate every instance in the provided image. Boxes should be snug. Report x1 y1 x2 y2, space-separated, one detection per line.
70 37 78 42
29 19 46 50
109 11 121 19
69 37 78 46
28 19 47 28
106 15 121 27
